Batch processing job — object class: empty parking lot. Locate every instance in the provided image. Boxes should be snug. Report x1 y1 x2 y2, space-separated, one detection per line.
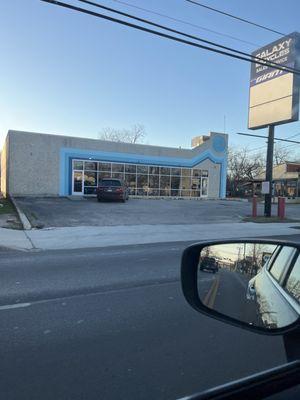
15 197 300 228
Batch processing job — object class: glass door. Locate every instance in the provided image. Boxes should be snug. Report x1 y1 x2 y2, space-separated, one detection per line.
72 171 84 195
201 177 208 197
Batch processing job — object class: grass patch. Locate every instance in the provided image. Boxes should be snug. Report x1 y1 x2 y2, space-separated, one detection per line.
243 216 298 223
0 198 16 214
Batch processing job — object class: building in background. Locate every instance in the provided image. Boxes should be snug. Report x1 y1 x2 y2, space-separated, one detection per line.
252 162 300 199
271 162 300 198
191 135 210 148
1 130 227 198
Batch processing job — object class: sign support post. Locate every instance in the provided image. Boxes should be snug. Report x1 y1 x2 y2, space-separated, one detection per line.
264 125 275 217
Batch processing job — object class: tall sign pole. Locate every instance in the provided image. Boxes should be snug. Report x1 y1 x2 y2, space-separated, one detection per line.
264 125 274 217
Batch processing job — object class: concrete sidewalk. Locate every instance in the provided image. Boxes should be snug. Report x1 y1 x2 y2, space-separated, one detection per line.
0 222 300 251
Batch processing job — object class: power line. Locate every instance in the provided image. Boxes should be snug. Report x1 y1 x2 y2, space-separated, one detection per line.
248 145 267 153
237 132 300 144
185 0 286 36
110 0 261 47
44 0 299 74
245 132 300 152
285 132 300 140
77 0 274 67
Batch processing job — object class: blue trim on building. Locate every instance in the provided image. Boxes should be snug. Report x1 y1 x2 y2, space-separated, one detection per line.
59 147 227 197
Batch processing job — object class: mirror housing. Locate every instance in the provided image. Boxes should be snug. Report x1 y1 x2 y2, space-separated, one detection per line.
181 239 300 335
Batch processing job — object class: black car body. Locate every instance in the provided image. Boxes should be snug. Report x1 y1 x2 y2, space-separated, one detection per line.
199 256 218 273
97 179 129 202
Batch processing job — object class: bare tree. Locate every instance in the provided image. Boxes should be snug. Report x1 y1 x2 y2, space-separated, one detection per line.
99 124 146 144
227 147 264 196
273 143 294 165
227 147 264 181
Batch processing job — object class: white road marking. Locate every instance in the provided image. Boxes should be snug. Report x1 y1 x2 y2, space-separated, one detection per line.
0 302 31 311
0 280 180 310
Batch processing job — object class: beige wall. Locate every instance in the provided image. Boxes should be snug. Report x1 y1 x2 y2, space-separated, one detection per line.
1 135 9 197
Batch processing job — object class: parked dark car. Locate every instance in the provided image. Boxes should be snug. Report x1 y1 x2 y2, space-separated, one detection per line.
199 256 219 273
96 179 129 202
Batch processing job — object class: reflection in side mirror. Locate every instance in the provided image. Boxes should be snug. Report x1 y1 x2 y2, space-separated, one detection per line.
182 240 300 333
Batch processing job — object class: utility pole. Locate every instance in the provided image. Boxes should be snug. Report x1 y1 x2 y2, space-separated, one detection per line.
264 125 275 217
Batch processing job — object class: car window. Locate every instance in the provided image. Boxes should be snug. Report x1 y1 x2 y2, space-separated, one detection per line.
285 254 300 303
100 180 121 187
269 246 296 283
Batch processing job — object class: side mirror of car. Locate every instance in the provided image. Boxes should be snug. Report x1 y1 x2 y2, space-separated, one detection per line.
181 239 300 335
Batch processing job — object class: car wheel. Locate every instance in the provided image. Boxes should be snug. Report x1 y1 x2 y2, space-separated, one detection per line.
97 197 101 202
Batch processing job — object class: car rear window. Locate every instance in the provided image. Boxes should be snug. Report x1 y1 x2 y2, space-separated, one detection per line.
285 254 300 303
269 246 296 283
100 180 121 187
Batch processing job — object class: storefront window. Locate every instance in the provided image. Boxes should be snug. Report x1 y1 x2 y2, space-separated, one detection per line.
171 168 181 176
137 188 148 196
112 172 124 180
287 181 297 198
98 171 111 181
171 176 180 189
99 162 111 171
171 189 180 196
137 174 148 187
125 164 136 173
193 169 201 177
84 172 97 186
274 181 284 197
72 159 209 197
112 163 124 172
201 177 208 196
191 178 200 190
160 167 170 175
73 160 83 170
160 189 170 196
180 176 191 190
137 165 148 174
160 175 170 189
84 161 97 171
181 168 191 177
149 175 159 188
128 188 136 195
125 174 137 188
148 189 159 196
149 166 159 174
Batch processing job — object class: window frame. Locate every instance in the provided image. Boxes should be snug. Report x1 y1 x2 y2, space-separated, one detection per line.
267 245 297 286
72 159 210 197
282 250 300 304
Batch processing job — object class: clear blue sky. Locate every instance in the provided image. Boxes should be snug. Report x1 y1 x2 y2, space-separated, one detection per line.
1 0 300 154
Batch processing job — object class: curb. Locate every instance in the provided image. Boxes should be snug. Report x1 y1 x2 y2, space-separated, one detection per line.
10 197 32 230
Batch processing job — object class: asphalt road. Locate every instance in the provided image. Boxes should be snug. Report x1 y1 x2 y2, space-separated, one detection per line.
198 269 260 326
16 197 300 228
0 241 290 400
